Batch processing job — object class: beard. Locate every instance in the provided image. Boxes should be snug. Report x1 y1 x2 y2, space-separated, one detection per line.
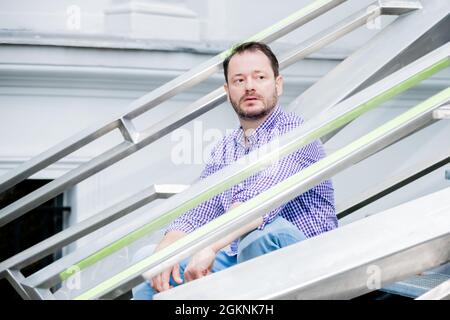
230 89 278 121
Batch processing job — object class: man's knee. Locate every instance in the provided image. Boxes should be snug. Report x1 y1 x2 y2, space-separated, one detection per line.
237 217 306 263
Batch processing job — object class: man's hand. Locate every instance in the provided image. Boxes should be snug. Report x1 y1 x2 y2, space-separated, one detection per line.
184 246 217 282
142 202 262 292
149 263 183 292
142 230 186 293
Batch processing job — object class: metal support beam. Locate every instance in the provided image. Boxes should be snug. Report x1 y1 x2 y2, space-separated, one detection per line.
337 149 450 219
22 283 55 300
118 118 139 143
4 269 31 300
379 0 422 15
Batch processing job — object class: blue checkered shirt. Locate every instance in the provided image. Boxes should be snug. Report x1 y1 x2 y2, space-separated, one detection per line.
166 106 337 255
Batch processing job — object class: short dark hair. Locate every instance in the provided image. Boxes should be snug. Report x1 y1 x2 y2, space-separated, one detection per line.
223 41 279 83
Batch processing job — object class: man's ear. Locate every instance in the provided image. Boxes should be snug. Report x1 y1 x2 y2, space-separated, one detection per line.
224 83 230 102
275 75 283 97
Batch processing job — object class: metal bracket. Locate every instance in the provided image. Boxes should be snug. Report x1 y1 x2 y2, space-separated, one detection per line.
119 117 140 143
4 269 31 300
380 0 423 15
22 283 55 300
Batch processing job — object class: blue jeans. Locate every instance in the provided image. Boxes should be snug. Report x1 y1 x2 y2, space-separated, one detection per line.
132 216 306 300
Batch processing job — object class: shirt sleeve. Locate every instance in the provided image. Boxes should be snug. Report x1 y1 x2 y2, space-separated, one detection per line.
165 146 225 234
232 141 324 230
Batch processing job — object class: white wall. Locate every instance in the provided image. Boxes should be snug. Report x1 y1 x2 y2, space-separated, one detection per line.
0 0 395 54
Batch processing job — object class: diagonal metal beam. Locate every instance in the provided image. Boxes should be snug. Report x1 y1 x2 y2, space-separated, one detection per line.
4 269 30 300
337 150 450 219
378 0 422 15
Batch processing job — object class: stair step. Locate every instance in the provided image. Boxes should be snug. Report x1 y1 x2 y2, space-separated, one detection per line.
381 263 450 298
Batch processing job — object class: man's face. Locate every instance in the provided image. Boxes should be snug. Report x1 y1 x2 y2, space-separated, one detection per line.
224 50 283 121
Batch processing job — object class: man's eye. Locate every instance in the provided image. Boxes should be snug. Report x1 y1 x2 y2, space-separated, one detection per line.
258 76 265 79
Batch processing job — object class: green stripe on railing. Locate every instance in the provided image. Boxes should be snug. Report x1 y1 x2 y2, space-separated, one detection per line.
59 57 450 282
220 0 339 59
74 86 450 300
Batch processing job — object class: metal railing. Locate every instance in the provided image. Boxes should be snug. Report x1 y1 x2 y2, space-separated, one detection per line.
21 43 449 299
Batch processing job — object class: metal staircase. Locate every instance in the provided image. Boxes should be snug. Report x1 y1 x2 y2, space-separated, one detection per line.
0 0 449 300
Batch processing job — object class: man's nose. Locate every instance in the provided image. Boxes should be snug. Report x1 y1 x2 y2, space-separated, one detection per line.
244 77 255 91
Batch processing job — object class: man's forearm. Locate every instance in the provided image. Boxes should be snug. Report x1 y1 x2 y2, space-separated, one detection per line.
210 202 263 253
162 204 262 255
158 230 187 251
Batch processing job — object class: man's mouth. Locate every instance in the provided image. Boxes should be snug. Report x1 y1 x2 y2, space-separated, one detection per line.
242 95 260 102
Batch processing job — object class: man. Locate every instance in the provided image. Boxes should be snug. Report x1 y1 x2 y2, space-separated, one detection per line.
132 42 337 299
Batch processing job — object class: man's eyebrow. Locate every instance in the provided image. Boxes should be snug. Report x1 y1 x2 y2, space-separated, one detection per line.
231 70 266 77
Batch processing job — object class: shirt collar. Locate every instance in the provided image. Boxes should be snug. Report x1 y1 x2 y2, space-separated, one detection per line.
235 105 282 149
